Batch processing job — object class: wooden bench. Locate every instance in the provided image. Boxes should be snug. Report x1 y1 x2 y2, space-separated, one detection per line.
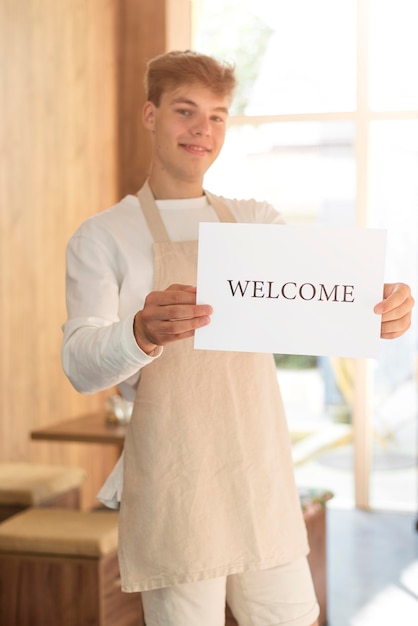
0 462 86 522
0 507 144 626
0 487 331 625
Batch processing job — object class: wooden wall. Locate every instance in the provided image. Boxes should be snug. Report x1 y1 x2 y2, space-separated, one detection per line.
0 0 190 508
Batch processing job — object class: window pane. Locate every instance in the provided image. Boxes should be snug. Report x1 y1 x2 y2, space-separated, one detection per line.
369 120 418 510
193 0 356 114
203 121 357 506
204 121 356 225
370 0 418 110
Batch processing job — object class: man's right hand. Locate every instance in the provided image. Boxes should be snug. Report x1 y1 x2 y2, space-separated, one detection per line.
133 284 213 354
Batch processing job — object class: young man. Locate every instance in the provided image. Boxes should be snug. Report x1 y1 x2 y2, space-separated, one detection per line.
62 51 414 626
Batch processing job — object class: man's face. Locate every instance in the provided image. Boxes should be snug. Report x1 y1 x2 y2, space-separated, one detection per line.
143 82 231 187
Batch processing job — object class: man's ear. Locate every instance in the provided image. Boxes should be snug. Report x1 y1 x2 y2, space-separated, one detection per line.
143 101 156 131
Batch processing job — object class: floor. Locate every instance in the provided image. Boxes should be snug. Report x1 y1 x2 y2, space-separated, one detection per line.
283 368 417 512
279 368 418 624
325 507 418 625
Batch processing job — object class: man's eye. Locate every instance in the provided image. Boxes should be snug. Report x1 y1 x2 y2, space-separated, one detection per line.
177 109 191 116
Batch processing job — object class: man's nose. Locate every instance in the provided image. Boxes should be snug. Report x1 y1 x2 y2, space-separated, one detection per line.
191 115 210 136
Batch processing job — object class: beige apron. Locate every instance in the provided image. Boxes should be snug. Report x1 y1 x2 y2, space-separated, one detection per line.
119 181 309 593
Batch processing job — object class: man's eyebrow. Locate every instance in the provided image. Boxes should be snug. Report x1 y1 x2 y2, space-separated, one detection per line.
170 97 229 114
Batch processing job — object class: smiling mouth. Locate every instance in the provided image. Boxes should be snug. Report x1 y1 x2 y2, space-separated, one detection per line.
180 143 211 155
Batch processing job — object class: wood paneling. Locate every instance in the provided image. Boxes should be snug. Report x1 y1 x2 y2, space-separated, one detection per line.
117 0 166 195
117 0 192 196
0 551 144 625
0 0 186 507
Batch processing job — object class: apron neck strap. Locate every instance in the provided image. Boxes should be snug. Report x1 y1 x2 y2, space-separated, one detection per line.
204 190 236 223
137 180 237 243
137 180 170 242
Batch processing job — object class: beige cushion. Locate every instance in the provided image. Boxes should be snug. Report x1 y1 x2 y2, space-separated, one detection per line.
0 508 119 557
0 463 86 505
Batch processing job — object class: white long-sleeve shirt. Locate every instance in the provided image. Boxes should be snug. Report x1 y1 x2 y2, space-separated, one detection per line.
62 192 284 401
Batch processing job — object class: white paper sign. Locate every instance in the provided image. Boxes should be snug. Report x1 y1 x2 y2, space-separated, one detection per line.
194 223 387 358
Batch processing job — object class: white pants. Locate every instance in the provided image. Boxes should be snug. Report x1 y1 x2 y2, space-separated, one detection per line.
141 556 320 626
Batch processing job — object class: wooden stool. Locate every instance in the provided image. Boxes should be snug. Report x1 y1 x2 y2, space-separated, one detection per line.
0 507 144 626
0 462 86 522
299 487 333 626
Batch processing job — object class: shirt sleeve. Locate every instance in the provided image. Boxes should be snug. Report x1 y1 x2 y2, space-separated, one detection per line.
62 230 161 395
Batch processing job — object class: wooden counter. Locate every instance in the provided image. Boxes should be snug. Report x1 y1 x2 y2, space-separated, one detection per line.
31 412 127 446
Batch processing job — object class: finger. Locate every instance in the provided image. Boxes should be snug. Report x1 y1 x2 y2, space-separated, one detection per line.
374 283 412 314
144 287 212 321
379 298 414 323
146 286 212 311
380 312 412 339
148 304 212 330
145 288 197 308
144 302 212 324
167 303 213 321
166 284 197 293
142 310 211 346
156 313 212 337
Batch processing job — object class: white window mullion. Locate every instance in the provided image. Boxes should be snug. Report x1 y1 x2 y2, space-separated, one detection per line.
166 0 192 51
353 0 372 510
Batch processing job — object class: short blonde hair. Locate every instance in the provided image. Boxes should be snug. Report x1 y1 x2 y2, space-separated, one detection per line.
145 50 236 106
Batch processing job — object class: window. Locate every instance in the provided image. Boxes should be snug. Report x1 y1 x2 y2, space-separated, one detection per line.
192 0 418 511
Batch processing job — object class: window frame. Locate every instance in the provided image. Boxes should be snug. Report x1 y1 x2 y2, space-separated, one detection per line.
188 0 418 510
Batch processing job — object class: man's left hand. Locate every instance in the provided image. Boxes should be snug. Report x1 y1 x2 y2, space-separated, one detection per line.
374 283 415 339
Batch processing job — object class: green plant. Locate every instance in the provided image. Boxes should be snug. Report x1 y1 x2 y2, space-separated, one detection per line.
274 354 317 369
